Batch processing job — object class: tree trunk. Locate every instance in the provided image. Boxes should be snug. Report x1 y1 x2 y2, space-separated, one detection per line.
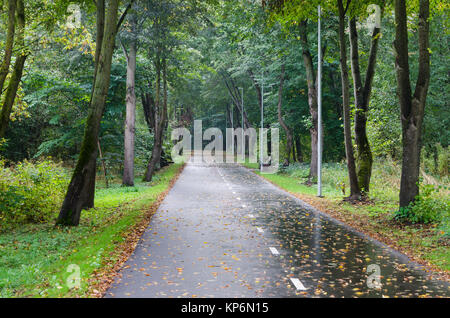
0 0 26 139
160 59 169 168
295 134 303 162
226 103 232 129
248 68 263 119
394 0 430 208
0 54 26 138
143 54 161 182
298 20 318 182
159 148 171 168
144 54 168 182
349 14 382 193
337 0 360 200
0 0 17 95
57 0 120 226
221 71 251 129
328 68 343 119
142 90 156 134
145 130 163 182
292 140 297 162
122 15 137 187
94 0 105 77
83 0 105 210
276 64 292 166
97 139 108 188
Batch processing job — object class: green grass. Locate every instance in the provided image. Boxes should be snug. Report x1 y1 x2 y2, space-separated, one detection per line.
242 160 450 273
0 163 183 297
244 160 345 198
259 173 338 197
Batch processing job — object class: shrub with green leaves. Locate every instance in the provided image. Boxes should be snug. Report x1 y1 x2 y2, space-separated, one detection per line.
421 144 449 178
394 184 450 224
0 159 70 227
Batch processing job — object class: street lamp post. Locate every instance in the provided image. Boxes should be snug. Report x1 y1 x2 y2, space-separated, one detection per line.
239 87 244 161
260 76 264 172
225 107 227 130
317 5 323 197
231 100 233 128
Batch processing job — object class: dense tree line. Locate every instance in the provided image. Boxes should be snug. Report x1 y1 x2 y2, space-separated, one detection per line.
0 0 448 225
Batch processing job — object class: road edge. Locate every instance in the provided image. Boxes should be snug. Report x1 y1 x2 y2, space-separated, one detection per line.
87 163 187 298
239 164 450 285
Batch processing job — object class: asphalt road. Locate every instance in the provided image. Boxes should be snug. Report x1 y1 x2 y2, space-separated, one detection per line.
106 160 450 298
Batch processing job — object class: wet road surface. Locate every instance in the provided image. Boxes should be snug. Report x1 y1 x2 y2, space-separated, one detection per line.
106 161 450 298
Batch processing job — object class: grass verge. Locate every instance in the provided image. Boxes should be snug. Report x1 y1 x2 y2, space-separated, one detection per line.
0 163 185 297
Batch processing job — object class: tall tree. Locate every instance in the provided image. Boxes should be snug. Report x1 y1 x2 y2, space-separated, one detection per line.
0 0 17 95
276 64 293 165
57 0 125 226
294 133 303 162
141 84 156 135
83 0 106 210
337 0 360 200
140 0 203 180
221 71 252 129
248 68 263 126
144 52 168 181
298 20 319 182
0 0 26 138
394 0 431 208
348 3 384 193
122 10 137 186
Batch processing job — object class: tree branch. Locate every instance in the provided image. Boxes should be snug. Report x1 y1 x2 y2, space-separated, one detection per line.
119 37 129 61
117 0 135 31
344 0 351 15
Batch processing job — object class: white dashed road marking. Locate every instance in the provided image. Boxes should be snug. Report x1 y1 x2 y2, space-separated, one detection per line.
290 278 307 291
219 165 306 295
269 247 279 255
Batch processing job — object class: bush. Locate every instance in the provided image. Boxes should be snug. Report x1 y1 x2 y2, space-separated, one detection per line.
436 145 449 177
421 144 449 178
394 184 449 224
0 159 69 227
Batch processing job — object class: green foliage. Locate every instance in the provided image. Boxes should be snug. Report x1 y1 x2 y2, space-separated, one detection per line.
436 145 449 177
0 223 88 297
0 159 69 227
437 216 450 241
394 206 415 223
394 184 450 224
0 163 182 297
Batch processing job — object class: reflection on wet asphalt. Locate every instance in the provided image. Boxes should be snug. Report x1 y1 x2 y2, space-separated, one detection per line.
106 161 450 298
